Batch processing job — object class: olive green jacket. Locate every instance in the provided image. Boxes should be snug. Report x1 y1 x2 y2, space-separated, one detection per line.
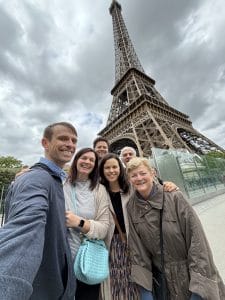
127 184 225 300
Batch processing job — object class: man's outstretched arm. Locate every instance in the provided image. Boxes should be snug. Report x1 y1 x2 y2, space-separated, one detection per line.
0 173 49 300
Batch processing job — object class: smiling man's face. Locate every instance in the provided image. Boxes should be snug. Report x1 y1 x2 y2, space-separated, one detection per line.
42 125 77 168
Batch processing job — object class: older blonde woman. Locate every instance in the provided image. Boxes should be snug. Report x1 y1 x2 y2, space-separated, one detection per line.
126 157 225 300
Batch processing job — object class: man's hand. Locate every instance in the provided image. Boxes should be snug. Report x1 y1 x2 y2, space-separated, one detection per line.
163 181 179 192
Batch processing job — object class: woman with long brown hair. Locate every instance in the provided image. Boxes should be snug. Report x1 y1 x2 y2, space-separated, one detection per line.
64 147 110 300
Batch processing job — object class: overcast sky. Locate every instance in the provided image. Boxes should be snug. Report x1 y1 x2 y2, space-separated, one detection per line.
0 0 225 165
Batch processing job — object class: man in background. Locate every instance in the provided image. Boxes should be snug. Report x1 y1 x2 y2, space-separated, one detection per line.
93 136 109 161
120 146 137 167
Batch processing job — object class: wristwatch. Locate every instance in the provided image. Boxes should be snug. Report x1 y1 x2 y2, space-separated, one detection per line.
78 219 85 228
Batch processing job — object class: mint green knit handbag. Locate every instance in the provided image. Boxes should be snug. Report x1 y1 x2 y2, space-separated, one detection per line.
74 237 109 285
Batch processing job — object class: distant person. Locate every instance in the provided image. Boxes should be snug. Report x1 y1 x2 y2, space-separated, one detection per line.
0 122 77 300
127 157 225 300
14 164 30 179
93 136 109 161
64 147 110 300
120 146 137 167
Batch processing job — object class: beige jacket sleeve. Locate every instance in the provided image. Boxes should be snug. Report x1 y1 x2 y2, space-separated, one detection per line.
85 184 110 240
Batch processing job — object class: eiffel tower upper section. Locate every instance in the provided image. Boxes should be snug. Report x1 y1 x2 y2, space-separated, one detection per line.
99 0 224 156
110 1 144 83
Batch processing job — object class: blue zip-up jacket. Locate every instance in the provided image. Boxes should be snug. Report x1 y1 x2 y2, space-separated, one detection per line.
0 163 76 300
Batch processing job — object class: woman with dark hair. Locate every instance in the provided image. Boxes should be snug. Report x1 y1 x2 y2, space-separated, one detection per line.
64 147 110 300
99 153 140 299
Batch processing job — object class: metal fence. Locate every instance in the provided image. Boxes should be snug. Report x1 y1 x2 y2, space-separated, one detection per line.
0 185 6 226
152 148 225 204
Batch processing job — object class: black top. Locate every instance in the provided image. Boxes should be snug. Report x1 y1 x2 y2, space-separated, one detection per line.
109 191 126 234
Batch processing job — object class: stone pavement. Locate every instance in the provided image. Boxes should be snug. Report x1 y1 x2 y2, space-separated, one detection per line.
193 192 225 281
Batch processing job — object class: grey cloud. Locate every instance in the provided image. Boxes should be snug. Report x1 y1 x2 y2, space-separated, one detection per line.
0 0 224 165
0 6 23 53
24 2 54 47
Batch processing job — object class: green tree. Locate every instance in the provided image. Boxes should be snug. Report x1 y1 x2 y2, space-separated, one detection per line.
0 156 23 192
202 152 225 185
0 156 23 214
205 151 225 159
0 156 22 168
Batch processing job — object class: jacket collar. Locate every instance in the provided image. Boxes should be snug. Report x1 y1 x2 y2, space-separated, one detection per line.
134 183 164 211
39 157 67 182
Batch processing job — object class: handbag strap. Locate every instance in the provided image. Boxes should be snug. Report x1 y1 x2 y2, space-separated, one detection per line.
70 185 77 214
110 208 127 243
0 196 5 227
159 192 168 300
159 192 165 272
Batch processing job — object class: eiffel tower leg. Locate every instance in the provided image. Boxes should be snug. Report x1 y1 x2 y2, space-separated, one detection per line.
146 107 173 148
131 122 144 157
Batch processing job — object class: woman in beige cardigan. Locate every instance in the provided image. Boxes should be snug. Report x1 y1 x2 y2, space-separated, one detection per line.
64 148 110 300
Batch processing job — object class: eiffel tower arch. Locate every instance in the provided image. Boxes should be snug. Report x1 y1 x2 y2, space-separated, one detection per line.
109 136 139 156
99 1 224 157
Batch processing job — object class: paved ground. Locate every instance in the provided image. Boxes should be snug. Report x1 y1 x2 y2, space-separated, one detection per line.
193 192 225 281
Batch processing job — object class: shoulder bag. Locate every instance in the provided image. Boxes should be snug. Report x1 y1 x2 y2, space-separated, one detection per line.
110 208 127 243
74 236 109 285
152 192 170 300
71 186 109 285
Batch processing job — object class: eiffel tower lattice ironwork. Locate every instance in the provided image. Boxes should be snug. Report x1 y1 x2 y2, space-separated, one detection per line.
98 0 224 157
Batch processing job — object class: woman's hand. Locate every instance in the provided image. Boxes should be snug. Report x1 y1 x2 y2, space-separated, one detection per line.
163 181 179 192
65 211 90 233
65 210 80 228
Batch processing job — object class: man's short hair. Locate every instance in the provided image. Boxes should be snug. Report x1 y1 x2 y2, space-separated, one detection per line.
93 136 109 148
43 122 77 141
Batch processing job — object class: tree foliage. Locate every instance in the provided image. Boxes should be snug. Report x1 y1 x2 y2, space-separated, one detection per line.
0 156 23 193
203 151 225 171
0 156 22 168
205 151 225 159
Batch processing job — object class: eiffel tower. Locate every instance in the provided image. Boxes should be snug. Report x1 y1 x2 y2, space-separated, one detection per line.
98 0 224 157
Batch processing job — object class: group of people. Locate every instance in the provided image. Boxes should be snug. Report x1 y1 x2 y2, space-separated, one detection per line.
0 121 224 300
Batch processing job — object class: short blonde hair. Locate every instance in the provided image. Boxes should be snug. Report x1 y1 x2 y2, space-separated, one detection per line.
126 157 152 175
